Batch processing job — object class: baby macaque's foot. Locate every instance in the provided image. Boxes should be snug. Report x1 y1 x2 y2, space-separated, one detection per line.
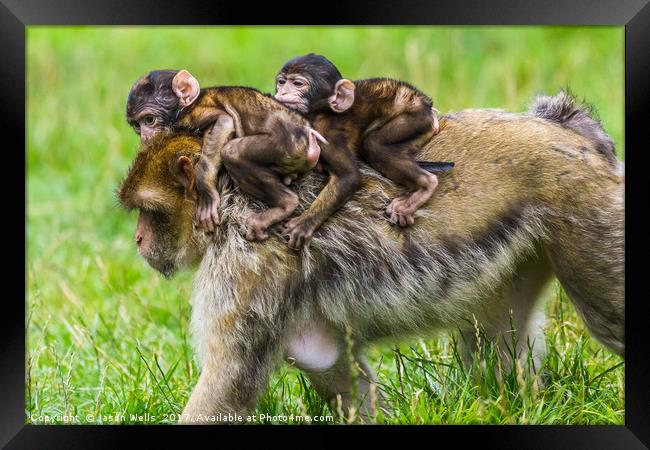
385 173 438 228
385 196 416 228
196 188 220 232
283 216 316 250
240 212 270 241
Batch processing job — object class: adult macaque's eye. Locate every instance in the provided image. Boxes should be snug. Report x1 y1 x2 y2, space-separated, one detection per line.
143 115 156 126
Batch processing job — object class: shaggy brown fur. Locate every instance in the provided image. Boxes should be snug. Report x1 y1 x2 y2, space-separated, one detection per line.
118 91 624 423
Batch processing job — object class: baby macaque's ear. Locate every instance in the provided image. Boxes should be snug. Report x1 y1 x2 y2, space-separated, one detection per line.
172 154 196 194
328 79 355 113
172 70 200 107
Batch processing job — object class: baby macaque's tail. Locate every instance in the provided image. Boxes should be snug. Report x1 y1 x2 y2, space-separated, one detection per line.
416 161 455 173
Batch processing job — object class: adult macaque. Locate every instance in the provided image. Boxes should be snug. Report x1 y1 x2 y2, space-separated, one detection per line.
118 91 624 423
126 69 325 240
274 53 443 247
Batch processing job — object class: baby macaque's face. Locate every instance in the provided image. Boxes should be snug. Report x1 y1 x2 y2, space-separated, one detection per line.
126 69 200 142
274 73 311 114
275 53 355 115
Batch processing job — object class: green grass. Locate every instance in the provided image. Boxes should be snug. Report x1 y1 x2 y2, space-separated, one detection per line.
26 26 624 425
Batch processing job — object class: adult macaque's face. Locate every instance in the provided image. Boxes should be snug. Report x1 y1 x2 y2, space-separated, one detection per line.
118 134 205 277
134 208 181 277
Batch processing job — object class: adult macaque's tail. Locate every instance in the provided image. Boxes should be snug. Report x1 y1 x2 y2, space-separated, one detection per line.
529 90 617 165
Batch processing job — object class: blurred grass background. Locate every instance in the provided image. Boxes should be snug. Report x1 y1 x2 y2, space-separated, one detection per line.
26 27 624 425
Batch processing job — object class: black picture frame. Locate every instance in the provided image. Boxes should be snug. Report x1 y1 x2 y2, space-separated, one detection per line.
5 0 649 447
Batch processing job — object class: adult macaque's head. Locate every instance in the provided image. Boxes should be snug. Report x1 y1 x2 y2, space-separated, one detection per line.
126 69 200 142
118 133 206 277
275 53 355 115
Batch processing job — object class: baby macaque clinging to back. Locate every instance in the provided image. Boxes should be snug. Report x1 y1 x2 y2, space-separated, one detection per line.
275 53 442 248
126 69 325 240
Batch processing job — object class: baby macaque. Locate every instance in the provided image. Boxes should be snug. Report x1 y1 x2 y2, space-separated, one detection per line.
126 69 325 240
275 53 442 248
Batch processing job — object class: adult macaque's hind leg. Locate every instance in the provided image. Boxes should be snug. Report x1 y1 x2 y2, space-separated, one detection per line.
221 135 299 241
460 250 554 382
545 209 625 356
362 112 438 227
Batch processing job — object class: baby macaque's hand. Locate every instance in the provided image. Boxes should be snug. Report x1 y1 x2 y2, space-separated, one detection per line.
196 189 220 232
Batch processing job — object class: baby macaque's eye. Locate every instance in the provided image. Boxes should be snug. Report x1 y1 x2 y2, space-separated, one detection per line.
277 79 286 86
143 115 156 126
294 80 304 88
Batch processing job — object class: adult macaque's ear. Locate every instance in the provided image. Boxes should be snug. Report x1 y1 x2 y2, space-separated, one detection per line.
172 155 196 194
328 79 355 113
172 70 200 107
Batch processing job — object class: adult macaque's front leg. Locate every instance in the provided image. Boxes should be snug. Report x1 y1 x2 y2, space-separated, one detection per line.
180 362 236 424
180 310 283 424
195 114 236 232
